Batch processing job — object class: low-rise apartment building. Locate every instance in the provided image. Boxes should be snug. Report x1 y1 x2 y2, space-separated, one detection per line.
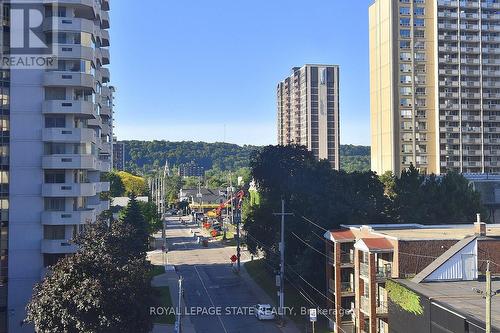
324 219 500 333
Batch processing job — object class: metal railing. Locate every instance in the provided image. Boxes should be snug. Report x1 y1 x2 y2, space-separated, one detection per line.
341 252 354 264
341 282 354 293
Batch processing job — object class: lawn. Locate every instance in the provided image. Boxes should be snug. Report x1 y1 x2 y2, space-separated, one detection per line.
151 286 176 324
244 259 333 332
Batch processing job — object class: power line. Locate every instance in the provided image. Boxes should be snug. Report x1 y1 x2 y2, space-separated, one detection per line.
290 231 332 261
295 213 329 232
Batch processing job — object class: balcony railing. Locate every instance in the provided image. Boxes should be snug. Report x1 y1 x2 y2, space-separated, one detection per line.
341 282 354 293
360 262 392 279
360 262 369 277
360 296 388 315
340 252 354 264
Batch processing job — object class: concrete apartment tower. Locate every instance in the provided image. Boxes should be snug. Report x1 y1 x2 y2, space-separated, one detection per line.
277 65 340 169
370 0 500 176
0 0 114 331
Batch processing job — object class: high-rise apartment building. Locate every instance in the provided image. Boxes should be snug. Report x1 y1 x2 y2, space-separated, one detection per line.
277 65 340 169
113 139 125 171
0 1 114 331
370 0 500 176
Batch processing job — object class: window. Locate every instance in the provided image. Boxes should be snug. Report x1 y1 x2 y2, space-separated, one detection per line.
415 52 426 61
401 110 412 118
400 52 411 61
400 98 412 107
400 29 411 38
414 7 425 16
400 40 411 49
44 198 66 211
414 30 425 38
44 226 66 240
400 75 412 84
45 171 65 184
400 6 410 15
44 143 66 155
45 87 66 100
45 116 66 128
400 18 410 26
414 18 424 27
400 64 412 73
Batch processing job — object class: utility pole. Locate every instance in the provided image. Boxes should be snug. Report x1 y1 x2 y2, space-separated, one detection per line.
273 199 293 326
472 260 500 333
177 276 183 333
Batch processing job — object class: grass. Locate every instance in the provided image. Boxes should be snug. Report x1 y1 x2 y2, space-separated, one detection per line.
151 286 176 324
244 259 310 327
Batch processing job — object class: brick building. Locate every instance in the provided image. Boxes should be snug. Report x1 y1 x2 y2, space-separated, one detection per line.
324 219 500 333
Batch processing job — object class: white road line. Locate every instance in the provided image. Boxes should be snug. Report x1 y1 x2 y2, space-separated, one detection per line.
193 265 229 333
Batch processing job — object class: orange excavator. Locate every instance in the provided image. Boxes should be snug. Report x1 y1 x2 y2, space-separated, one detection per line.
207 190 245 220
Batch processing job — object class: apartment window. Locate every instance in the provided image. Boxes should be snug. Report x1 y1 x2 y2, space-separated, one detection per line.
400 18 410 27
414 7 424 16
400 87 413 96
400 7 410 15
400 40 411 49
414 30 425 38
401 110 412 118
44 198 66 212
400 64 412 73
45 115 65 128
400 98 412 107
45 87 66 100
44 171 65 184
400 29 411 39
414 18 425 27
44 143 66 155
414 41 425 49
400 52 411 61
400 75 412 84
416 87 426 96
415 52 426 61
44 226 65 240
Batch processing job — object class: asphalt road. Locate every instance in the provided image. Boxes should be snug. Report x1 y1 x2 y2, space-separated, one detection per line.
157 216 284 333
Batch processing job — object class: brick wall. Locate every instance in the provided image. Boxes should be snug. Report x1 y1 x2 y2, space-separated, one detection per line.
397 240 459 277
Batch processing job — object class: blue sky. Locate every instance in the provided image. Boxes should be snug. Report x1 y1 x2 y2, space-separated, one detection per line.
110 0 372 146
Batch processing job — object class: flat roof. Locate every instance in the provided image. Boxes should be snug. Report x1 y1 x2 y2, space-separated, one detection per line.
396 279 500 330
340 224 500 241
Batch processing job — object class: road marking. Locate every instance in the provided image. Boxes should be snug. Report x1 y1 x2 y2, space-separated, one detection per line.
193 265 229 333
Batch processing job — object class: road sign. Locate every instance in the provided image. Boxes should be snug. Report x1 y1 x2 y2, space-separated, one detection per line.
309 308 317 322
230 254 237 263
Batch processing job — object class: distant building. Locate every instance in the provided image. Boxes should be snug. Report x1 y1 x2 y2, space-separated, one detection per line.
277 64 340 169
179 188 222 211
324 219 500 333
113 140 125 171
178 162 204 178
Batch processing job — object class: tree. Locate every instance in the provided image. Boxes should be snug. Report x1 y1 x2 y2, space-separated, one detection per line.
120 194 150 256
138 201 162 234
107 171 126 197
25 220 154 333
117 171 148 196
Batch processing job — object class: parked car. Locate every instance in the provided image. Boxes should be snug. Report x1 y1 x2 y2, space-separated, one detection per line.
254 304 275 320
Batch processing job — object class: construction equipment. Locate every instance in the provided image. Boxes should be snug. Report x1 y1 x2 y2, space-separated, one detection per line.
209 190 245 220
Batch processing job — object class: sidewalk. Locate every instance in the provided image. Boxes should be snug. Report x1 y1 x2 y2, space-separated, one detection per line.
151 268 196 333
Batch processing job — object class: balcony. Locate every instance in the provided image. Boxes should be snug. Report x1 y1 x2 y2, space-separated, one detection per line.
43 0 98 15
101 29 110 47
100 48 110 65
56 44 95 62
44 72 94 88
89 200 110 214
42 154 99 170
340 282 354 294
340 252 354 265
101 105 112 117
87 118 103 128
41 239 78 254
101 10 110 29
42 183 97 197
100 67 110 83
42 128 97 143
41 209 96 225
43 16 95 34
42 100 96 118
97 181 110 193
98 160 112 172
101 142 112 154
360 296 388 316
